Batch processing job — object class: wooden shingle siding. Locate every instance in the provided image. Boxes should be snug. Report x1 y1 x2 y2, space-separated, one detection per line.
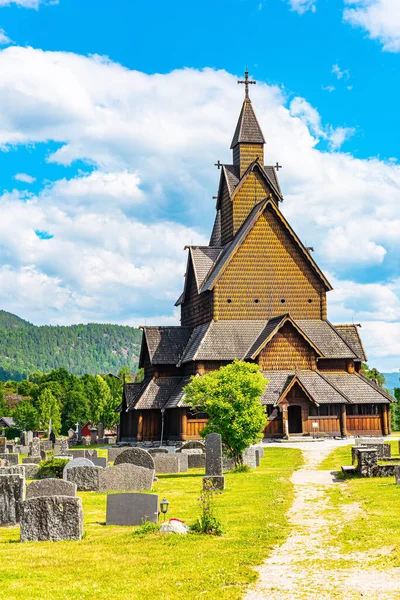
220 178 233 246
234 143 264 177
215 208 325 320
181 262 214 327
257 323 318 370
233 171 271 234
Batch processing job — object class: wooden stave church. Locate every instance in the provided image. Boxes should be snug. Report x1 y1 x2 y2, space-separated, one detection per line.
119 74 392 442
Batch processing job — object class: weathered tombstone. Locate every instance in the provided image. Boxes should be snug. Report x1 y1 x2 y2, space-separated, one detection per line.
148 447 169 455
152 454 181 474
6 444 15 454
27 431 33 444
176 453 188 472
106 493 158 526
76 422 83 443
243 447 257 468
0 437 7 453
69 449 86 459
395 466 400 485
2 454 19 466
356 448 379 477
104 436 116 445
89 457 107 468
26 478 77 499
89 427 98 445
62 458 95 481
20 464 39 479
29 438 41 458
0 474 25 525
65 466 102 491
20 496 83 542
22 457 41 465
85 449 98 459
187 453 206 469
20 431 28 446
108 447 126 463
114 448 155 470
255 449 261 467
203 433 225 490
97 422 104 443
68 428 75 440
59 437 69 456
99 463 154 492
176 440 205 453
19 446 29 455
0 465 25 476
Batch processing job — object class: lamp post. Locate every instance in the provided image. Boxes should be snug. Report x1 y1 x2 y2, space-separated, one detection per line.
160 407 166 448
160 497 169 522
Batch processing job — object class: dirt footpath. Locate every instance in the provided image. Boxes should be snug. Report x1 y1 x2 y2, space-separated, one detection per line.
245 442 400 600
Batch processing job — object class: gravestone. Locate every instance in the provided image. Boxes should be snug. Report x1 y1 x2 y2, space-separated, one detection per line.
99 463 154 492
177 440 205 452
203 433 225 490
20 432 28 446
68 428 75 440
26 478 77 499
176 453 188 472
114 448 155 470
0 437 7 453
6 444 15 454
97 422 104 443
20 464 39 479
187 453 206 469
89 457 107 468
395 466 400 485
20 496 83 542
27 431 33 444
19 446 29 455
2 454 19 466
62 458 95 481
69 449 86 459
104 436 116 445
148 447 169 455
29 438 41 458
152 454 181 474
0 474 25 525
243 447 257 468
356 448 379 477
85 449 98 459
89 427 98 445
0 465 25 476
255 449 261 467
22 457 41 465
106 493 158 526
65 466 102 491
108 447 126 463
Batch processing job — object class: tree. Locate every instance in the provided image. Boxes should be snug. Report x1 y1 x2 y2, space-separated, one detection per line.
13 399 38 431
38 388 61 435
0 385 11 417
392 387 400 432
61 389 89 434
362 363 386 387
184 360 268 467
88 375 111 425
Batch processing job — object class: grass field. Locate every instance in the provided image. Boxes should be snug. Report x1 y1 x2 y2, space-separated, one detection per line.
0 447 302 600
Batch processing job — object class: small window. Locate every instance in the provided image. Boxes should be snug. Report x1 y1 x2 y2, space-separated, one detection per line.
280 299 286 304
227 299 232 304
254 299 259 304
308 299 313 304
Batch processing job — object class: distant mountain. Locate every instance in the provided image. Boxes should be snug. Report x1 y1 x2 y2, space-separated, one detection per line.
0 311 142 381
382 372 400 393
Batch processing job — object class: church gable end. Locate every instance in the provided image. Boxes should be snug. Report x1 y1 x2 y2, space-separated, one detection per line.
257 322 318 371
214 206 326 321
181 258 213 327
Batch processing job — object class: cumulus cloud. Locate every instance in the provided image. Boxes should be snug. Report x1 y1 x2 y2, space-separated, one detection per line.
14 173 36 183
332 64 350 80
0 47 398 369
0 0 53 7
288 0 317 14
344 0 400 52
0 28 10 44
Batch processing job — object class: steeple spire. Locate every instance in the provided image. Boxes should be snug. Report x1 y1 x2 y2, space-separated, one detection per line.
237 70 256 99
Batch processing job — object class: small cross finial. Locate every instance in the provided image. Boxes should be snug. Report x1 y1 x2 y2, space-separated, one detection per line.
238 70 256 99
274 162 282 171
214 160 222 169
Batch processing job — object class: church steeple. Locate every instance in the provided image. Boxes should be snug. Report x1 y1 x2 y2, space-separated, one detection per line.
231 71 265 177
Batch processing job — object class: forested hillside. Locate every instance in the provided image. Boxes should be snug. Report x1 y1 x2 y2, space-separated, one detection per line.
0 312 142 380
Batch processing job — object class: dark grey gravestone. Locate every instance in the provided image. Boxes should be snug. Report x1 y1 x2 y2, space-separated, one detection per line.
106 493 158 526
62 458 95 480
89 457 107 468
26 478 77 499
89 427 98 445
255 449 261 467
20 496 83 542
99 464 154 492
69 449 86 459
97 422 104 440
2 454 19 466
177 440 205 452
20 431 28 446
22 457 40 465
6 444 15 454
114 448 155 470
204 433 224 490
85 449 98 459
0 474 25 525
395 467 400 485
64 466 102 491
29 438 41 458
187 454 206 469
108 447 126 463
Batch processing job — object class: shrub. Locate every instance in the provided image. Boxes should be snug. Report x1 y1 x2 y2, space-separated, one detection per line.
133 521 160 537
191 479 223 536
233 464 251 473
38 458 70 479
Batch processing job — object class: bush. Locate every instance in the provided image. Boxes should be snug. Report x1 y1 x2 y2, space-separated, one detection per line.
233 464 251 473
37 458 70 479
4 427 20 441
133 521 160 537
191 479 223 536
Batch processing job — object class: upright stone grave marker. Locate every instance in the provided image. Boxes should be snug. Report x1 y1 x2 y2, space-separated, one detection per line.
0 474 25 525
0 437 7 453
59 437 69 456
97 422 104 443
20 496 83 542
203 433 225 490
29 438 41 458
26 479 77 499
89 427 98 445
63 458 95 481
106 493 158 526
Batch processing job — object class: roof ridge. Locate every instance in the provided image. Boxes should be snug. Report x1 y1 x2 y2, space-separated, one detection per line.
325 319 357 359
355 372 394 402
231 160 283 203
313 370 352 404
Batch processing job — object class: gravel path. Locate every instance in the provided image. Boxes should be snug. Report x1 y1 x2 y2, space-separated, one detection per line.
245 441 400 600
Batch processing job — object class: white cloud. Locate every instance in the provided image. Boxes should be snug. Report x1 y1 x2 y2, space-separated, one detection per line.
0 28 10 44
0 0 53 7
344 0 400 52
0 47 399 369
14 173 36 183
321 85 335 93
332 64 350 80
288 0 317 14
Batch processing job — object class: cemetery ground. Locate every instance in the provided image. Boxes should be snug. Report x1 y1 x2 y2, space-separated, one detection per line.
0 447 302 600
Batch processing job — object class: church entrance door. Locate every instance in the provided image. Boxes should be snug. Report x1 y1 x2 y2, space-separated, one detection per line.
288 405 303 434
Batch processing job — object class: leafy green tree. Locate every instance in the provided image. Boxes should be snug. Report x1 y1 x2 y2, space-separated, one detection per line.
391 387 400 432
61 389 89 434
88 375 111 425
0 385 11 417
38 388 61 435
13 400 39 431
362 363 386 387
184 360 268 467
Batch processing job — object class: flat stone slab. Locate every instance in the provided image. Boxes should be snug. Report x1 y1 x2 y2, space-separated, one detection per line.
62 458 95 480
1 454 18 465
89 457 107 468
106 493 158 526
99 463 154 492
26 478 77 499
20 496 83 542
342 465 357 476
22 457 40 465
114 448 155 470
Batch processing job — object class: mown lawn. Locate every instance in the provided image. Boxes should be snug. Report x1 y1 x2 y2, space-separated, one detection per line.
321 442 400 569
0 447 302 600
319 440 400 471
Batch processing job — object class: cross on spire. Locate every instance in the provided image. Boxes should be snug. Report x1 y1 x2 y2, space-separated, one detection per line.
214 160 222 169
274 162 282 171
237 70 256 99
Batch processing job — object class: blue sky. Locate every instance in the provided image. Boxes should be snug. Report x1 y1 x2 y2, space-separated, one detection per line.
0 0 399 372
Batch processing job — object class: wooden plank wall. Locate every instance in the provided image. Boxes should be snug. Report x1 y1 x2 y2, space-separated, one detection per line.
186 418 207 439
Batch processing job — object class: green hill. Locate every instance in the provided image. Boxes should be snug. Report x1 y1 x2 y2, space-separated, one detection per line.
0 311 142 381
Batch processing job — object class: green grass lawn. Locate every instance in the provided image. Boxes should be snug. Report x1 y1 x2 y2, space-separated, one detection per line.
319 440 400 471
0 447 302 600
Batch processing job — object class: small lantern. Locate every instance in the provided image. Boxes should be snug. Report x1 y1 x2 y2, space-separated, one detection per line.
160 497 169 521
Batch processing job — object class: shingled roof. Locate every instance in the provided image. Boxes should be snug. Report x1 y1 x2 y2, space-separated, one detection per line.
209 210 222 246
231 98 265 148
323 372 392 404
133 377 183 410
190 246 223 290
296 320 356 359
123 379 152 411
141 326 193 365
334 324 367 362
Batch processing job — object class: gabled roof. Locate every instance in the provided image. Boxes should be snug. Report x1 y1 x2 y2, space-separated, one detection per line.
141 326 193 365
209 210 221 246
164 376 192 409
323 372 392 404
231 98 265 148
201 198 332 293
133 377 183 410
189 246 223 290
296 320 356 359
0 416 14 427
334 324 367 362
218 161 283 207
230 159 283 203
245 315 323 360
123 379 152 411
